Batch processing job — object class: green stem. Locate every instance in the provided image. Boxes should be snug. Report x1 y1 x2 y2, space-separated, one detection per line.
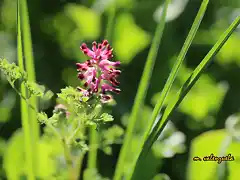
88 126 98 169
67 121 82 144
105 2 116 44
62 138 73 167
75 151 87 180
17 1 35 179
20 0 39 171
46 122 75 179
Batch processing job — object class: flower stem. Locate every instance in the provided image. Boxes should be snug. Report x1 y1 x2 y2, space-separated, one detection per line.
75 151 87 180
88 126 98 169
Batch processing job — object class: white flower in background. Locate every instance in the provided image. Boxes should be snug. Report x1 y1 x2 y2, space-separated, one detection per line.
153 0 189 22
161 131 186 158
152 121 186 158
225 114 240 141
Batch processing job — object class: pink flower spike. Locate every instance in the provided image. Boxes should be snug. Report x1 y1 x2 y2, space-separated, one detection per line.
77 40 121 103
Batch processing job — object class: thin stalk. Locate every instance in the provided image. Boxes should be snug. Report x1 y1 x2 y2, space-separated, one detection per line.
47 122 75 180
75 124 87 180
144 0 209 139
88 126 98 169
87 1 116 169
75 151 87 180
62 138 74 180
17 1 35 179
113 1 171 179
105 1 116 44
20 0 39 171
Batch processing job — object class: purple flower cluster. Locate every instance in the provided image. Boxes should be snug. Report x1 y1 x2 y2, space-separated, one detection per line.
76 40 121 103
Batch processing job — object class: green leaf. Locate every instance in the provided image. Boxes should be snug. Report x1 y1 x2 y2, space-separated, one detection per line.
65 4 101 39
187 130 240 180
113 1 171 179
102 146 112 155
100 113 113 122
152 174 171 180
195 23 240 67
3 130 25 180
37 112 49 124
3 130 62 180
24 81 44 98
36 140 59 178
102 125 124 145
0 58 25 85
113 13 151 64
83 169 109 180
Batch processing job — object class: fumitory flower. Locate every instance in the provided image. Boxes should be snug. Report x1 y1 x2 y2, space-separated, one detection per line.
76 40 121 103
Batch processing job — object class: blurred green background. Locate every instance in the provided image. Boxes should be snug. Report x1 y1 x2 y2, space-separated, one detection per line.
0 0 240 179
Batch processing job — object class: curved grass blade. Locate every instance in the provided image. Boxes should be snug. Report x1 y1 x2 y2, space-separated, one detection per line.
137 15 240 169
129 1 209 179
17 1 35 179
113 1 171 180
144 0 209 149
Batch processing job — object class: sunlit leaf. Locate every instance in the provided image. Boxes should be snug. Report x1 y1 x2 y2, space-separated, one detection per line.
113 13 151 64
187 130 240 180
3 130 61 179
3 130 25 180
152 173 171 180
65 4 101 39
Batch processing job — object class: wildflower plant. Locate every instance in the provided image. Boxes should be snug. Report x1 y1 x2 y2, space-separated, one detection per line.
0 40 123 179
0 0 240 179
